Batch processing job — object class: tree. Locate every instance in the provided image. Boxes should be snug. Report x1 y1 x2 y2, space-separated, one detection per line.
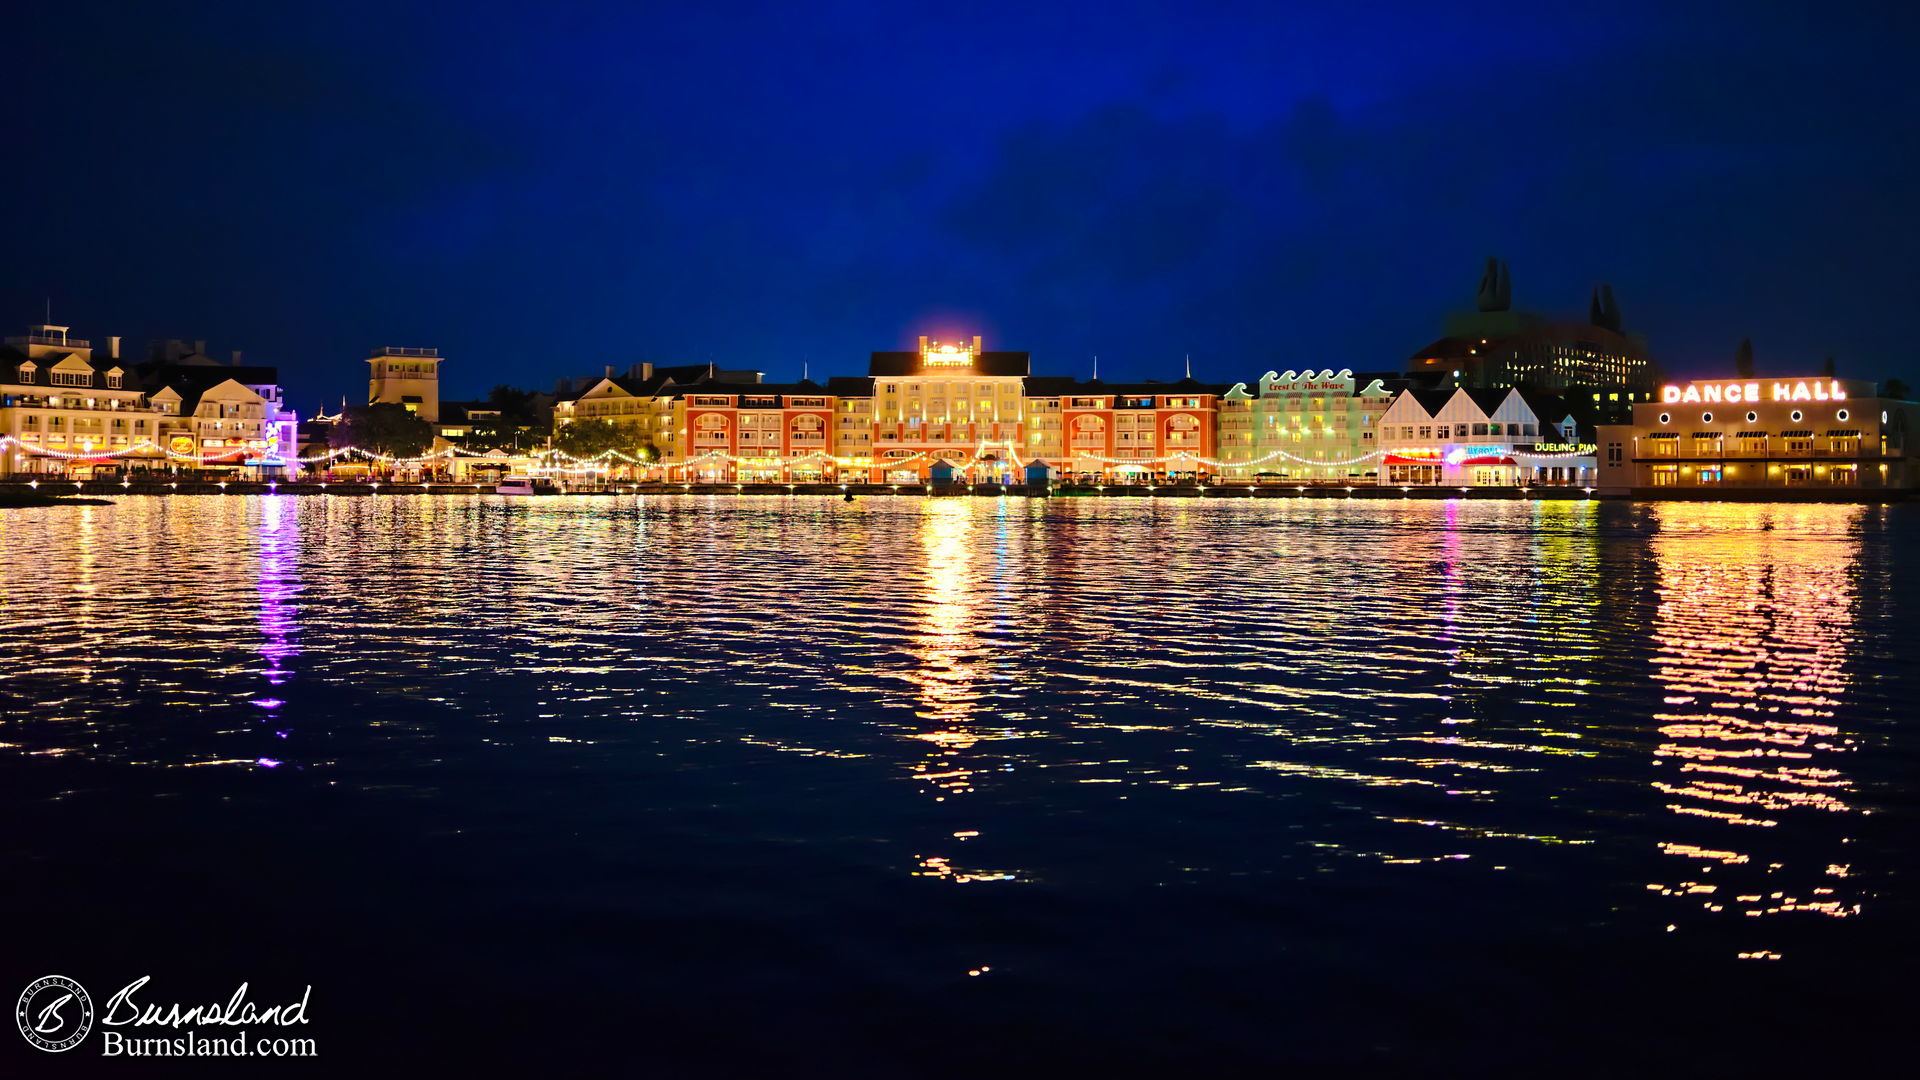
1887 378 1911 400
329 403 434 458
1734 339 1755 379
552 418 649 459
468 385 540 450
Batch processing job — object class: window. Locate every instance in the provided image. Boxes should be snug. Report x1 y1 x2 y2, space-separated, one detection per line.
52 370 90 387
1434 425 1449 438
106 374 123 388
1472 423 1489 436
1417 426 1431 438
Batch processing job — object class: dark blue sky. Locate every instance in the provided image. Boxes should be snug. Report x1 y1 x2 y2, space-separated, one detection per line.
10 1 1917 409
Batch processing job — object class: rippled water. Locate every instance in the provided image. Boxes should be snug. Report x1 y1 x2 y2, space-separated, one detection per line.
2 495 1916 1074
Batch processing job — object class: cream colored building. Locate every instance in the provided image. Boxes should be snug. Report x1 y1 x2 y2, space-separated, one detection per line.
870 337 1027 481
0 325 167 476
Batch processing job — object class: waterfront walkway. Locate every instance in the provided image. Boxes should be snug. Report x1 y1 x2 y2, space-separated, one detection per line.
5 480 1908 502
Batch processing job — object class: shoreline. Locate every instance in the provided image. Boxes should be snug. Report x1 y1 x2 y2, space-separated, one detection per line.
0 480 1908 504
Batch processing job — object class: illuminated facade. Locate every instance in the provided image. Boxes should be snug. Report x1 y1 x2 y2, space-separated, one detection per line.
1375 386 1596 486
0 326 295 477
367 346 442 422
1220 369 1394 481
1596 378 1920 492
1407 261 1659 422
0 325 167 476
674 382 841 482
869 337 1028 482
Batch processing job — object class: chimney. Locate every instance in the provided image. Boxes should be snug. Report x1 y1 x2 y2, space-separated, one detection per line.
605 364 613 378
108 335 121 359
232 350 244 366
918 335 929 353
194 339 207 356
973 335 982 353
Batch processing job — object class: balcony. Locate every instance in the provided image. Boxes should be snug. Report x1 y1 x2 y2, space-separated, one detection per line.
372 346 439 357
5 335 91 349
2 395 147 412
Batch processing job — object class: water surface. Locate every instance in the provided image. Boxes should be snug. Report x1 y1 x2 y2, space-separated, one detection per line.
2 495 1914 1074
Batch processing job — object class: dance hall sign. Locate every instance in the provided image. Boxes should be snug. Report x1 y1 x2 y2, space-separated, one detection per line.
1660 379 1846 405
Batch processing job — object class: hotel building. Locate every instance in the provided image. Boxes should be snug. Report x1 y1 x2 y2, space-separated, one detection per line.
0 326 294 478
564 337 1242 484
1596 377 1920 493
0 325 166 476
868 337 1029 482
1407 259 1660 422
1216 369 1395 481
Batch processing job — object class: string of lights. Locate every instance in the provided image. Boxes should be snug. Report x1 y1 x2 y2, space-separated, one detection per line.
1 434 1595 472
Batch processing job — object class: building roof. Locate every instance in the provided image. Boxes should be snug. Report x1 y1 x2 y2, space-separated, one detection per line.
0 346 134 391
868 350 1031 377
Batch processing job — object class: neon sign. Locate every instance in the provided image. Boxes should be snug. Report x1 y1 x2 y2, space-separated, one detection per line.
1660 379 1845 405
922 341 973 368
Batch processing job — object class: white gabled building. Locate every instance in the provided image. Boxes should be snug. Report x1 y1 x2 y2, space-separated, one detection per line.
1376 387 1595 486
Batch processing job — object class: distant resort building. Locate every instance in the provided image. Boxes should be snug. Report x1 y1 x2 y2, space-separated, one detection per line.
1407 258 1661 422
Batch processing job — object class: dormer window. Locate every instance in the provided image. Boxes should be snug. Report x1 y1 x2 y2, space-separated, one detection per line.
106 373 123 388
52 370 90 387
16 365 34 383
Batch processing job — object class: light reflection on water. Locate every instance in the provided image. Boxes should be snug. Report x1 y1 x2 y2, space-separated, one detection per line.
1648 504 1876 941
0 493 1915 1059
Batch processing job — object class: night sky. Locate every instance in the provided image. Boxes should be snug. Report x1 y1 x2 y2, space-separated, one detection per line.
10 1 1917 409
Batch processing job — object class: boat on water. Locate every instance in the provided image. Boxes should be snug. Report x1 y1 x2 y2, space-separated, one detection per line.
496 476 564 496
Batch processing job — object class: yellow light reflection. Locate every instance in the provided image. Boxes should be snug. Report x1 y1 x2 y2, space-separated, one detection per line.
903 501 986 798
1647 504 1869 937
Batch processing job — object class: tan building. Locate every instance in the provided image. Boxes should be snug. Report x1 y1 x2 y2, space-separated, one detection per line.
367 346 443 421
1596 376 1920 493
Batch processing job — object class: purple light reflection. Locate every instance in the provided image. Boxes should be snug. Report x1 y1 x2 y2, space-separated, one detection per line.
256 498 302 767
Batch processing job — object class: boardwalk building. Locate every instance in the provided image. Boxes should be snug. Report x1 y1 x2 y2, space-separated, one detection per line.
1596 377 1920 493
